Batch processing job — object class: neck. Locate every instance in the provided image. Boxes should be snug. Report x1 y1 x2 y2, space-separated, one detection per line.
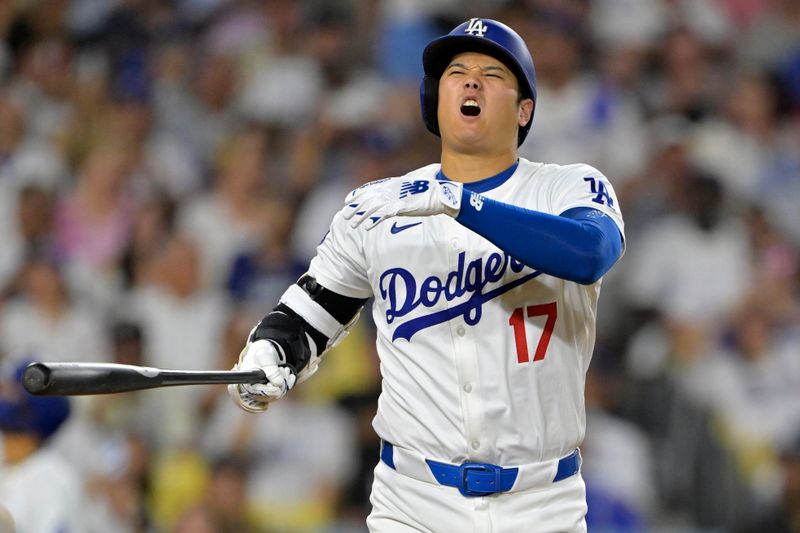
440 148 518 183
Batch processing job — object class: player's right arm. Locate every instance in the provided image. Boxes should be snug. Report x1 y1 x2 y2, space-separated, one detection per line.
229 209 372 413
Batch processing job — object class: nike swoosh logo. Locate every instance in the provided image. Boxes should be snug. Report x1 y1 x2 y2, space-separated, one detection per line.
390 222 422 234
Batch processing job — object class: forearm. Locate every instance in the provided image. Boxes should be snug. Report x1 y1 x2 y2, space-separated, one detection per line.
455 191 623 284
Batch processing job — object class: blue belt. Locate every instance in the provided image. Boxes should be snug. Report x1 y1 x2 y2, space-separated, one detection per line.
380 441 581 497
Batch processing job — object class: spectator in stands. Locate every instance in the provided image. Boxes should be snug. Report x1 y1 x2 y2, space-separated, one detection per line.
0 254 107 365
0 360 84 532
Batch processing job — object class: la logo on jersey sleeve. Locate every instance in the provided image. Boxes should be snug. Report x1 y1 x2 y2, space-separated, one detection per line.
582 177 615 209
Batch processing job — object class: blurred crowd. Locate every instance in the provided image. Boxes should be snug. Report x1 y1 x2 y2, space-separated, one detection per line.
0 0 799 532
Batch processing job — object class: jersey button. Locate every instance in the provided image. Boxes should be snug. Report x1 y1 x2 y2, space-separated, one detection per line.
457 326 466 336
463 383 472 393
451 238 460 249
471 440 480 450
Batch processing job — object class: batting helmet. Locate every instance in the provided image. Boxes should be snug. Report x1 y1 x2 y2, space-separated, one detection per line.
420 18 537 146
0 360 70 441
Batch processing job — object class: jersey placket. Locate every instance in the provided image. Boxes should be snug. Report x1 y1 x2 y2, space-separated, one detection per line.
443 217 488 460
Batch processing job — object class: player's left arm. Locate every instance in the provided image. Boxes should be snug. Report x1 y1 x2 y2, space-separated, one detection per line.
229 274 368 413
253 274 368 380
230 206 372 413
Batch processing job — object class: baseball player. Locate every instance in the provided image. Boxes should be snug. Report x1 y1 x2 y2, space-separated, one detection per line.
229 18 624 532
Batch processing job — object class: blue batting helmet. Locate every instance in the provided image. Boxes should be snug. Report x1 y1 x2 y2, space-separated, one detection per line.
420 18 537 146
0 360 70 441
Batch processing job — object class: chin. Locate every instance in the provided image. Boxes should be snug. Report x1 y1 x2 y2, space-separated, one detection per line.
443 125 484 143
446 134 492 152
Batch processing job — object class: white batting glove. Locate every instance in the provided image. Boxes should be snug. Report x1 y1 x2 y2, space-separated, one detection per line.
227 339 296 413
343 177 463 230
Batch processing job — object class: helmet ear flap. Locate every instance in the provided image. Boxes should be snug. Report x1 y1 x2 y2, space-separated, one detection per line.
420 75 440 136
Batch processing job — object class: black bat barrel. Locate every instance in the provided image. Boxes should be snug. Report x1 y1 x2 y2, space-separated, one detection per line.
23 362 165 395
22 362 268 396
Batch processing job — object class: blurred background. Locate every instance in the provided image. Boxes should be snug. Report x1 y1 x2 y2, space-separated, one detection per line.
0 0 799 532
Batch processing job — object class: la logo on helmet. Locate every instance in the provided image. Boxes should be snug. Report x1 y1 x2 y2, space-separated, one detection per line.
464 18 488 37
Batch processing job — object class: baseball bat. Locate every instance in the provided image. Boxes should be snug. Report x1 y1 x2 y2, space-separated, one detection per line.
22 362 267 396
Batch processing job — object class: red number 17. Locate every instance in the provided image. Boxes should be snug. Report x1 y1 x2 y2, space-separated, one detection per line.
508 302 558 364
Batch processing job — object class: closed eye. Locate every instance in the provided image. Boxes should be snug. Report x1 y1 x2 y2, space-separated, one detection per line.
445 63 509 78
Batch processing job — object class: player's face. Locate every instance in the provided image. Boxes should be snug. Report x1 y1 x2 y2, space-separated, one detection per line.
437 52 533 153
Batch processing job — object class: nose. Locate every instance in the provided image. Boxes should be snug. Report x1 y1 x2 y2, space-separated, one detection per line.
464 71 481 90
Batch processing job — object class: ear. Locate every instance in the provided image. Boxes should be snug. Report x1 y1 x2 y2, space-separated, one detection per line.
422 76 440 136
518 99 534 127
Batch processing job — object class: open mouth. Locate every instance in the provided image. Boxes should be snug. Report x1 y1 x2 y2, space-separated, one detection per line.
460 99 481 117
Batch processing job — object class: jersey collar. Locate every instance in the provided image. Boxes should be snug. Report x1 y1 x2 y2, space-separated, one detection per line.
436 160 519 193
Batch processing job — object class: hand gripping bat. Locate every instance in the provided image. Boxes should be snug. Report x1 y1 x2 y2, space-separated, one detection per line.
22 362 267 396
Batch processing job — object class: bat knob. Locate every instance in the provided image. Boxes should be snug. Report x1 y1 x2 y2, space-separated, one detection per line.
23 363 52 394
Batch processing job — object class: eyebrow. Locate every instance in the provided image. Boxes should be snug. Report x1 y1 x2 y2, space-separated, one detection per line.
446 62 508 74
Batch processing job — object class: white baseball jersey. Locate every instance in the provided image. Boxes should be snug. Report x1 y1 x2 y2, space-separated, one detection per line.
0 446 86 532
309 157 624 466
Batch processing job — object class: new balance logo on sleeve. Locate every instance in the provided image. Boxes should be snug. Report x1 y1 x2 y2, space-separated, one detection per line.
469 192 485 211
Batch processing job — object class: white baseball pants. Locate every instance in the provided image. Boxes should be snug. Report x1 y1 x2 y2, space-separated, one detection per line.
367 459 587 532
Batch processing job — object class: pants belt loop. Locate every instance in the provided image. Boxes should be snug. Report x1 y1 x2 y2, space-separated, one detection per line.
553 448 581 482
380 440 395 470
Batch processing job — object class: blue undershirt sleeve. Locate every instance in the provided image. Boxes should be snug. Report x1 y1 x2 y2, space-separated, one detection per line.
454 190 623 285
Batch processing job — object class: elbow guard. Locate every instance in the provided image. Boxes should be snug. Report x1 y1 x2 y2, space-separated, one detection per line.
250 274 367 380
249 310 313 376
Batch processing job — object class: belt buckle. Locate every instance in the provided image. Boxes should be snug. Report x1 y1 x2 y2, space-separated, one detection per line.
457 462 502 497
